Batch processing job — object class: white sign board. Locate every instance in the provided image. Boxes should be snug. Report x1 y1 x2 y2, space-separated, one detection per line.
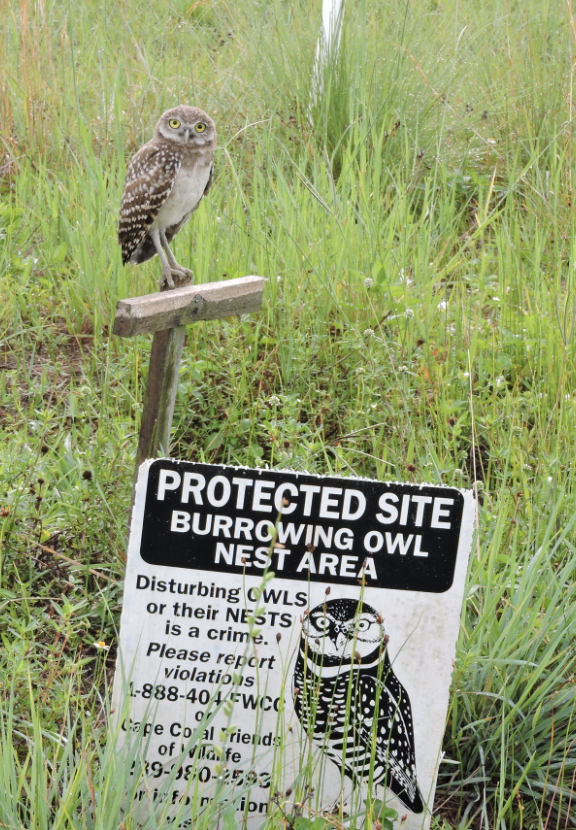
112 460 474 829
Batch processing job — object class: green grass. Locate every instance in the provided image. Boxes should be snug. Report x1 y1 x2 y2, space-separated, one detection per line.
1 0 576 827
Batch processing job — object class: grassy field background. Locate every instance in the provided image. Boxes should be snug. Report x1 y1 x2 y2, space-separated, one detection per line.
1 0 576 827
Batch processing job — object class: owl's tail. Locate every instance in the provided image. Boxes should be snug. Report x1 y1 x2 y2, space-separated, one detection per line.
387 776 425 814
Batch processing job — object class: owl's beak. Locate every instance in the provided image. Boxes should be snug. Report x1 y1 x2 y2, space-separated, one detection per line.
184 128 190 144
330 631 348 651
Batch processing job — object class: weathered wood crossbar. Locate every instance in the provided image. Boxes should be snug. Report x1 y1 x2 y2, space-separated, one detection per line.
113 275 264 337
113 275 265 474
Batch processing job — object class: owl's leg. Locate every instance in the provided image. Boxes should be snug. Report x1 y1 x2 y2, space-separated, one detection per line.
150 228 176 290
159 231 194 286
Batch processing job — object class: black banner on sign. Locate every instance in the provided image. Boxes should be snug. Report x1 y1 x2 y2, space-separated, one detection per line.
139 461 464 593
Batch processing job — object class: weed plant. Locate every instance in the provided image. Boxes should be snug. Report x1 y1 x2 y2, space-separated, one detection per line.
1 0 576 827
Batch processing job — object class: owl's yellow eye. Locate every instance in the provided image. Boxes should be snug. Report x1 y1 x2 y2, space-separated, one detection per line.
169 118 181 129
195 123 206 133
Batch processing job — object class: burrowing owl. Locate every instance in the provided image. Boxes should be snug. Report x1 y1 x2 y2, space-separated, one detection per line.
293 598 424 813
118 105 216 290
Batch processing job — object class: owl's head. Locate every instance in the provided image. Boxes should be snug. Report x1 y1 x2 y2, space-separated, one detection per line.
155 106 216 147
302 599 385 660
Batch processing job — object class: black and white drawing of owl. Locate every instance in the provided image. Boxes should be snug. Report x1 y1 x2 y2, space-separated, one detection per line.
292 598 424 814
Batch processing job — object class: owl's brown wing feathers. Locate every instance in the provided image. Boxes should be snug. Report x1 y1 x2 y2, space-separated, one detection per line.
118 144 181 265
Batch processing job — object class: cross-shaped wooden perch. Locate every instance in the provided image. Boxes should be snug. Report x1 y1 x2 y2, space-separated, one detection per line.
113 276 265 474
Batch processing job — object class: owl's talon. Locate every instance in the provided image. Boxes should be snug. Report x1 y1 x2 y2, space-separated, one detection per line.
172 267 194 287
159 268 175 291
159 266 195 291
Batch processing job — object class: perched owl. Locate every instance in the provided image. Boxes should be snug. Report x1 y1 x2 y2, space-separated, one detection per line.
293 598 424 814
118 105 216 290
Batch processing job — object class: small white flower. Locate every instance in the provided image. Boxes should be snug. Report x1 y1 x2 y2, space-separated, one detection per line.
268 395 280 406
404 308 414 318
495 375 505 387
399 269 413 285
547 476 553 483
363 328 375 337
565 394 571 401
437 300 448 311
399 365 409 373
216 216 221 223
463 372 470 378
276 275 281 283
487 137 497 145
473 480 484 489
364 277 374 289
356 367 366 375
523 464 532 472
454 469 464 476
492 296 500 301
94 641 110 651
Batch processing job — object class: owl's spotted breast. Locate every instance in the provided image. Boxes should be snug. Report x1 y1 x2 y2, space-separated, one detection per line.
153 157 212 231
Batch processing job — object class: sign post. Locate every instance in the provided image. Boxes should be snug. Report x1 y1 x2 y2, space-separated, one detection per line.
112 460 474 829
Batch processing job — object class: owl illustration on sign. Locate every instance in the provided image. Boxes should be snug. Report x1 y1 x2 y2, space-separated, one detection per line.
292 598 424 814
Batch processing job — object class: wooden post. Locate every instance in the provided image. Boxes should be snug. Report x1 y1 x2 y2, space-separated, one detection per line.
113 276 265 477
135 326 186 468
